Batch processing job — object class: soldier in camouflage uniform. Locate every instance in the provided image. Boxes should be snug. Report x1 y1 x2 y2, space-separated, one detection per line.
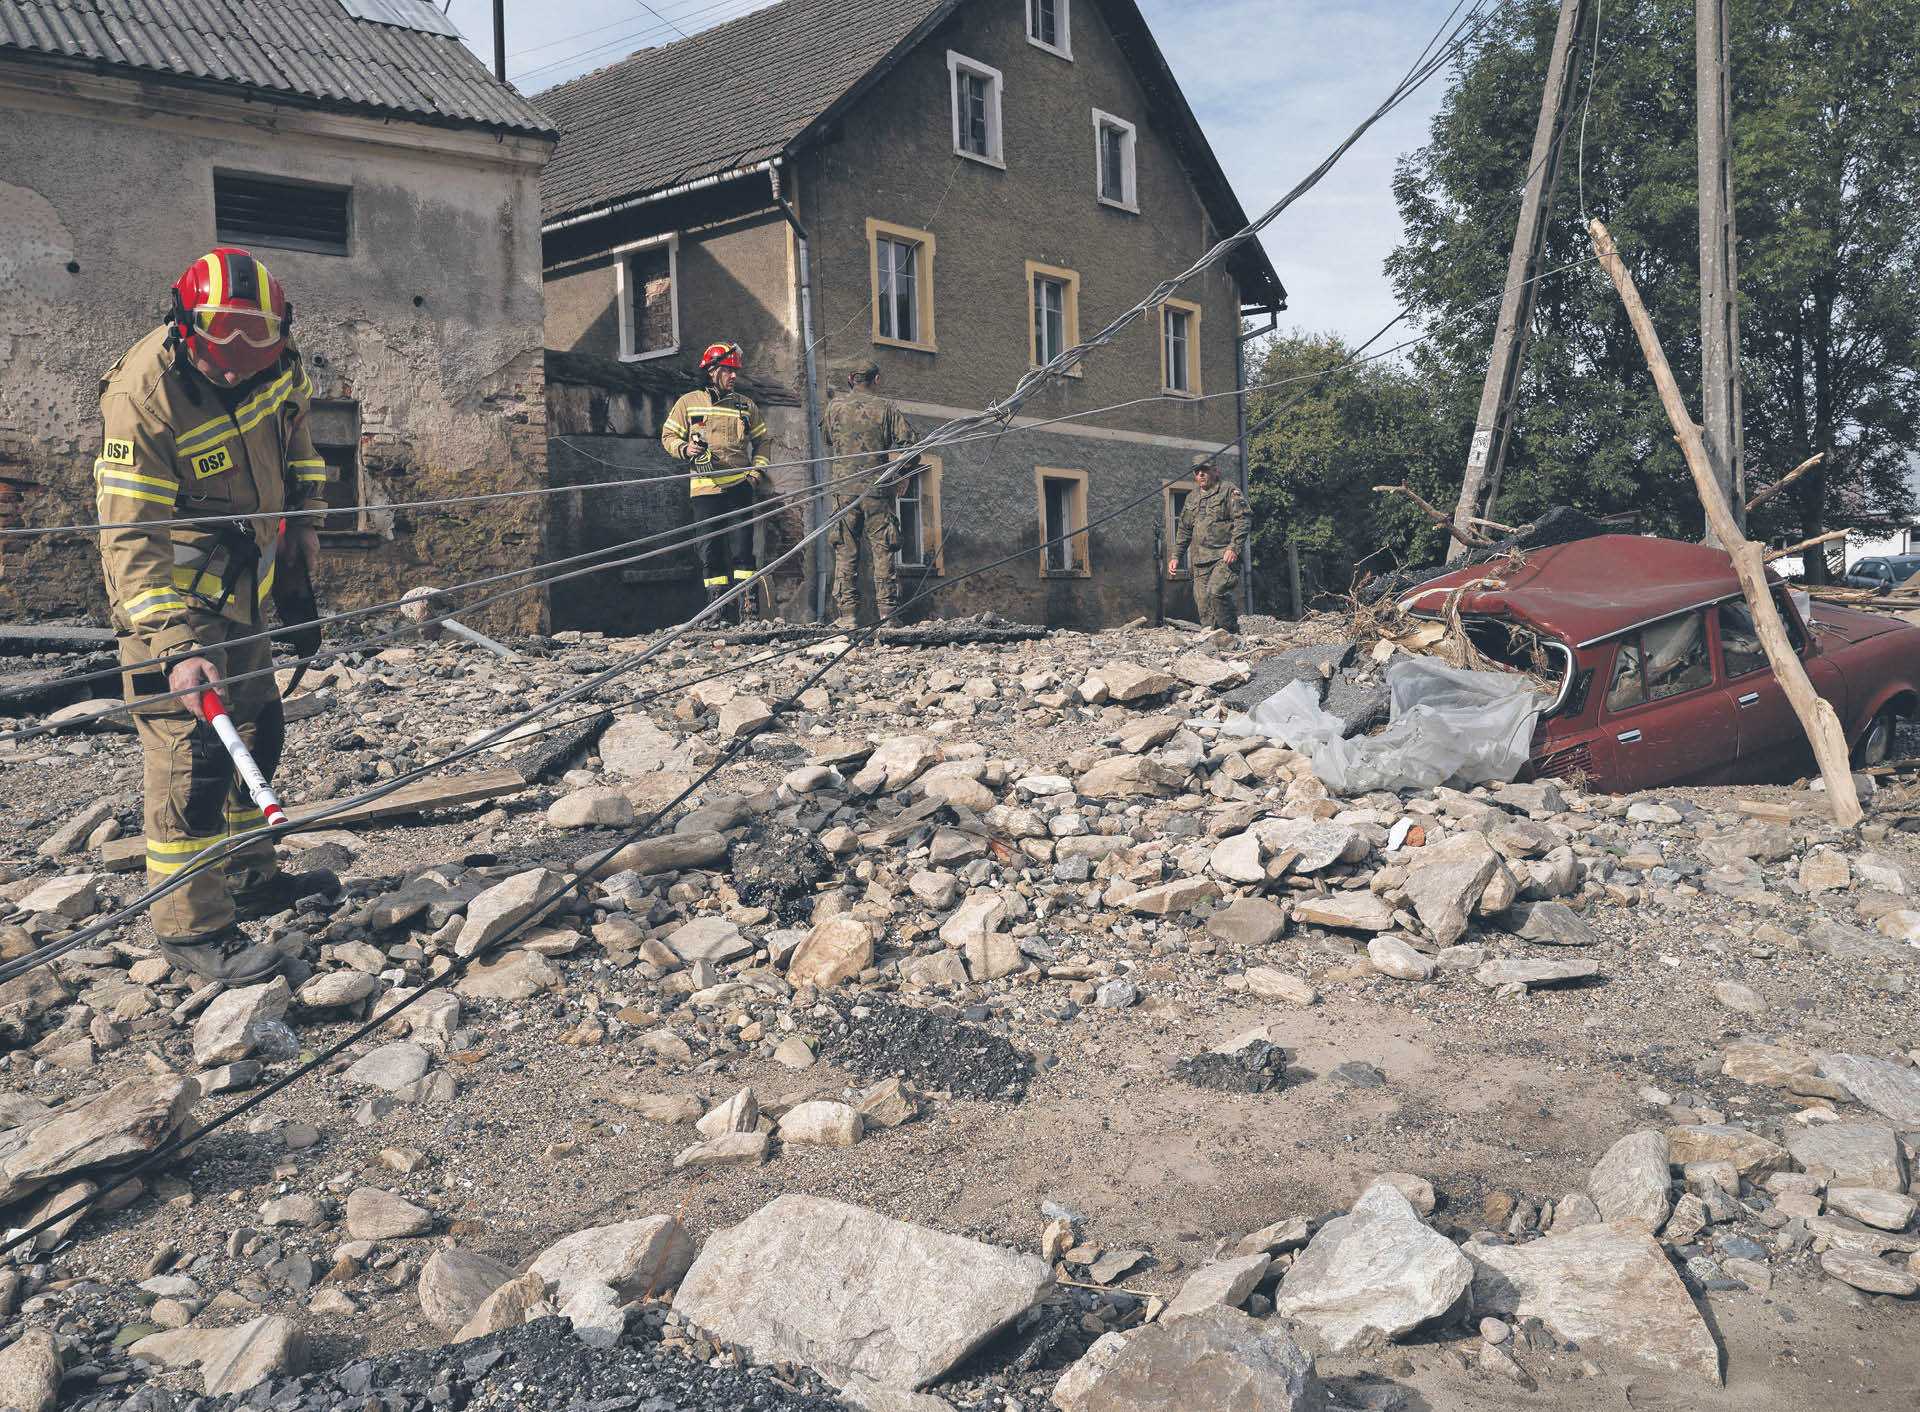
1169 462 1250 632
820 360 918 627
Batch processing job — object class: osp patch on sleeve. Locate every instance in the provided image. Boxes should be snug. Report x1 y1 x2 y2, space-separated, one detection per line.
190 445 233 479
101 438 134 466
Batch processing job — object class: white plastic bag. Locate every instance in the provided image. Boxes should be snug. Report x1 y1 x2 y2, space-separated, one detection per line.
1224 656 1544 794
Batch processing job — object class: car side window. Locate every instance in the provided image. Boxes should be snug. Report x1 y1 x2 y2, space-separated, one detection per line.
1643 611 1712 702
1718 603 1767 677
1606 640 1645 711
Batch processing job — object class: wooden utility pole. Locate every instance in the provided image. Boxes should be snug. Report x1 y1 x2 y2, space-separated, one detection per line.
1448 0 1591 560
1590 220 1861 827
1696 0 1746 540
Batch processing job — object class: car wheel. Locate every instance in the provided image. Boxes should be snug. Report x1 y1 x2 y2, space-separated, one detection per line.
1854 706 1898 768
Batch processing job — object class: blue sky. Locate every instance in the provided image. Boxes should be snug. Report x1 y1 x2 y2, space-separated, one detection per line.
447 0 1465 346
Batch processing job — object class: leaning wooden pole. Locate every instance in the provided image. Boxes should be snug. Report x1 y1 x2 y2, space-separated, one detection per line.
1589 219 1862 826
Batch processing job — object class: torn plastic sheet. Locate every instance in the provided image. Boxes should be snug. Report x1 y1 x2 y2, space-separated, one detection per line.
1223 657 1545 794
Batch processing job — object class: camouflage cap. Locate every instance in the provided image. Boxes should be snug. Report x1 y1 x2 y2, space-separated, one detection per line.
839 358 881 383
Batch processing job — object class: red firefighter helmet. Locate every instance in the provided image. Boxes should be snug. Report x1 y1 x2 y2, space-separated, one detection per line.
171 248 291 384
699 341 744 376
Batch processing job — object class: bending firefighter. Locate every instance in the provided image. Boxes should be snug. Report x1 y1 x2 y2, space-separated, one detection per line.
821 359 918 628
662 341 771 622
1169 461 1250 633
97 247 340 982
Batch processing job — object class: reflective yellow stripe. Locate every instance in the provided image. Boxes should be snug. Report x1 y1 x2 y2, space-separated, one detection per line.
256 562 276 602
172 566 226 595
123 587 189 622
225 806 266 829
99 483 176 507
176 370 294 455
146 832 225 874
690 473 751 493
752 456 770 468
95 464 177 492
663 420 686 435
288 457 325 469
703 575 729 587
732 569 755 580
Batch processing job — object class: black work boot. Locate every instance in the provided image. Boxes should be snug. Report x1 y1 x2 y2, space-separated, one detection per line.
233 867 341 922
157 924 288 984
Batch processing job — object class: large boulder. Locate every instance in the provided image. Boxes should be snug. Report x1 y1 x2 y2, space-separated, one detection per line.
1403 837 1502 945
599 715 692 777
528 1215 695 1301
1785 1123 1908 1192
1467 1222 1721 1384
0 1327 60 1412
0 1075 196 1204
575 831 728 880
1587 1131 1672 1234
456 868 563 958
1076 755 1184 800
1273 1181 1471 1352
1817 1053 1920 1127
788 917 874 989
131 1315 308 1397
192 977 291 1067
418 1249 514 1330
1100 663 1178 703
852 737 944 793
1055 1307 1326 1412
672 1195 1051 1390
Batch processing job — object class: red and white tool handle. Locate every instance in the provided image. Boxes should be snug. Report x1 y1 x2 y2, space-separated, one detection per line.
199 689 288 827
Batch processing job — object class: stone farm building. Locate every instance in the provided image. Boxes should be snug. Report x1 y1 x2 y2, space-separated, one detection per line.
539 0 1286 631
0 0 557 631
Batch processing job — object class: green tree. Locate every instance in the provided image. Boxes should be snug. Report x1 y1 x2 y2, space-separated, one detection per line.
1388 0 1920 576
1245 331 1452 610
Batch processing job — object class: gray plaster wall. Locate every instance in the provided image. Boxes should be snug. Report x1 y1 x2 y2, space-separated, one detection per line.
0 65 554 631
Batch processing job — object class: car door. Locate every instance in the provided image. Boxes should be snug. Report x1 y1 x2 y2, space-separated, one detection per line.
1598 610 1739 789
1715 597 1846 783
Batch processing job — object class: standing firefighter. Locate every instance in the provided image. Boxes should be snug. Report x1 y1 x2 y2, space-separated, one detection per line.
1169 462 1250 633
821 359 917 627
662 341 770 621
98 248 339 982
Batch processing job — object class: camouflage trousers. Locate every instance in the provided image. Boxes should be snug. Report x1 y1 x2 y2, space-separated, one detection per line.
829 489 899 619
120 612 283 941
1190 557 1241 633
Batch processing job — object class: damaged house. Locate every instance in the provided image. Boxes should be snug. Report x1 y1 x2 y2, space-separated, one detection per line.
538 0 1286 631
0 0 557 630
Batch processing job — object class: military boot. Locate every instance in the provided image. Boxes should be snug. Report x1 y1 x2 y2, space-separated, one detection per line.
156 924 288 983
233 867 341 922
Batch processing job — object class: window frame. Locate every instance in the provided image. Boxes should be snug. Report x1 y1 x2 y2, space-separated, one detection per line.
1160 298 1202 396
307 398 368 538
866 218 938 353
1714 600 1770 681
946 51 1006 169
612 232 680 364
1091 109 1138 212
1024 261 1082 375
1163 477 1198 579
1602 609 1717 715
1027 0 1071 59
893 454 944 574
213 169 352 257
1035 466 1091 578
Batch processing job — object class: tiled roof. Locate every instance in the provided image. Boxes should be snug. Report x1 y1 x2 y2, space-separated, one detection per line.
536 0 945 223
536 0 1283 307
0 0 557 137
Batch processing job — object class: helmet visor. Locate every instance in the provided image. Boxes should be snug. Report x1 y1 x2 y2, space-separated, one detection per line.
191 304 285 350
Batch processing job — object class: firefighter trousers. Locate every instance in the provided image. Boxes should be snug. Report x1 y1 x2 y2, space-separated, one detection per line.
121 612 284 941
1190 557 1241 633
695 483 758 602
829 489 899 619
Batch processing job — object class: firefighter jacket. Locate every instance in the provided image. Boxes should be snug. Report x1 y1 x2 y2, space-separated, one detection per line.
97 326 328 664
662 387 770 496
820 388 918 487
1173 478 1250 567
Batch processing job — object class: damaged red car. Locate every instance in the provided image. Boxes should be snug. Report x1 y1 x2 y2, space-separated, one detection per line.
1396 535 1920 791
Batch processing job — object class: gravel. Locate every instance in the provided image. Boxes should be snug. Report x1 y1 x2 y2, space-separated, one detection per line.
814 1000 1034 1101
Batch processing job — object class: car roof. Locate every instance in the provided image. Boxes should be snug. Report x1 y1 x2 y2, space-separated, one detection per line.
1396 534 1769 648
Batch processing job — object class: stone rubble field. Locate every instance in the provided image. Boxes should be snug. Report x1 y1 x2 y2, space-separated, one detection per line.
0 614 1918 1411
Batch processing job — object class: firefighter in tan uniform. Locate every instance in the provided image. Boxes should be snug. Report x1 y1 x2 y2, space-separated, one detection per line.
820 359 918 627
661 341 770 622
98 248 339 982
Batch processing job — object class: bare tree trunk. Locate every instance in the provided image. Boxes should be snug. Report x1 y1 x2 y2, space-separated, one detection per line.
1590 219 1863 827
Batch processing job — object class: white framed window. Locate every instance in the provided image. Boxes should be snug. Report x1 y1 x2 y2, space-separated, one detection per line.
1160 298 1202 395
614 232 679 362
1035 466 1090 576
1093 110 1137 212
947 51 1006 168
1025 261 1081 373
1027 0 1071 58
894 455 944 573
867 218 937 352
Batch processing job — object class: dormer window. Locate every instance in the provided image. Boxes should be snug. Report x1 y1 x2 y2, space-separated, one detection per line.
1027 0 1071 58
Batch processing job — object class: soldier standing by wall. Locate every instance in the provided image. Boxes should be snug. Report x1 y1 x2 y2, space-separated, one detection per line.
1169 461 1250 633
662 341 771 622
820 360 918 628
97 248 340 982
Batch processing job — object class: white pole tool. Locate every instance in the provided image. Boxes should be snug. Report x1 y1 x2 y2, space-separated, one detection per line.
199 688 288 827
